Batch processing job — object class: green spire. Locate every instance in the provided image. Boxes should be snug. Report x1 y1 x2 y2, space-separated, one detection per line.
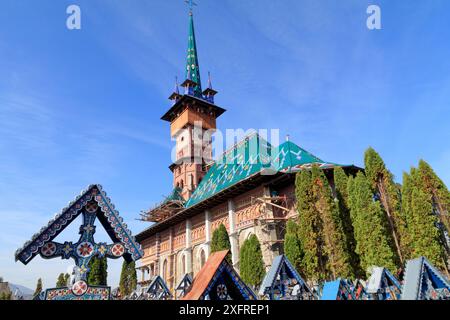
186 12 202 97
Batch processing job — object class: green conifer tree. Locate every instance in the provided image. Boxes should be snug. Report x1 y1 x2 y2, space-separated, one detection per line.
284 220 303 275
0 292 12 300
239 234 265 288
296 170 322 281
333 167 363 277
211 224 231 252
33 278 42 298
295 167 353 282
347 172 397 276
311 166 353 280
402 167 448 270
417 160 450 239
119 260 137 297
364 147 405 264
64 273 70 285
87 256 108 286
211 224 232 262
400 171 414 260
56 273 66 288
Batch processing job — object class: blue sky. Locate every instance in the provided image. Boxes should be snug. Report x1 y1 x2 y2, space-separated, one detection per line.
1 0 449 289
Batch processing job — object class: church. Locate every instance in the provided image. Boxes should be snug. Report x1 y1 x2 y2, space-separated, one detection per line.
135 8 360 291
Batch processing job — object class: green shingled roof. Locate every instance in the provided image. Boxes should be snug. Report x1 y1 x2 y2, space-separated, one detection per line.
164 187 184 203
185 134 349 208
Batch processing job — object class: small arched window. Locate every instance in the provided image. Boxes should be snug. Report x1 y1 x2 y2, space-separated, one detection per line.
162 259 169 282
200 249 206 267
149 264 154 278
181 255 186 275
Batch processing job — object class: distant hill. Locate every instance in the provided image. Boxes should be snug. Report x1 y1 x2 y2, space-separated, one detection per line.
8 283 34 300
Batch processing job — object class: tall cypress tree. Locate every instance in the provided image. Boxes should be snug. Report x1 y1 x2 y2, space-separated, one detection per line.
295 167 353 282
347 172 397 276
33 278 43 298
211 224 232 262
56 273 66 288
87 256 108 286
211 224 231 253
402 167 448 270
333 167 363 278
311 166 353 280
239 234 265 288
364 147 404 264
417 160 450 245
119 260 137 297
400 171 414 260
296 170 323 282
284 220 303 275
64 273 70 285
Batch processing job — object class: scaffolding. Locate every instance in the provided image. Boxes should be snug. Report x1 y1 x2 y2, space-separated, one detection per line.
251 195 294 245
138 199 185 223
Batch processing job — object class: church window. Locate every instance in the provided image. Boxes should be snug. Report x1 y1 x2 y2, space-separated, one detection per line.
181 254 186 275
162 259 169 282
200 249 206 267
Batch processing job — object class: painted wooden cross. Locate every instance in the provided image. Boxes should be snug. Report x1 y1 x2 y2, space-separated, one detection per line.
39 200 126 282
15 185 143 299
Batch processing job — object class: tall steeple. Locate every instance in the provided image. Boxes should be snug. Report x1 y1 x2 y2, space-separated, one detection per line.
161 2 226 201
185 9 202 97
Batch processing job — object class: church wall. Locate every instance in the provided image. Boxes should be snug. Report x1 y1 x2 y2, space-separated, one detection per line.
211 203 229 232
137 181 298 290
173 222 186 252
159 229 171 255
238 227 256 243
276 184 297 218
140 235 157 266
175 250 187 285
191 213 206 246
192 243 207 275
235 187 264 231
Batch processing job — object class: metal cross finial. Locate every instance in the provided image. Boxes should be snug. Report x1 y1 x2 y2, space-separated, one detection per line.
185 0 197 13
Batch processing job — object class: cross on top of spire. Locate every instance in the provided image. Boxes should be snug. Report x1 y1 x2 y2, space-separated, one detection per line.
184 3 202 97
185 0 197 14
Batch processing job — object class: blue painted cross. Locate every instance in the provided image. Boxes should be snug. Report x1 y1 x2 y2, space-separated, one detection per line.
39 200 126 282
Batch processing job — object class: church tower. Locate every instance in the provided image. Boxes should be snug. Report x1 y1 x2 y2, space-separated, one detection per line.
161 8 226 201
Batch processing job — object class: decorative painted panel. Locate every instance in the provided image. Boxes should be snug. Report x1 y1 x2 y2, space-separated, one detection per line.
211 216 229 232
191 213 205 228
45 286 110 300
160 240 170 253
213 205 228 218
192 225 206 244
173 233 186 250
236 204 261 230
